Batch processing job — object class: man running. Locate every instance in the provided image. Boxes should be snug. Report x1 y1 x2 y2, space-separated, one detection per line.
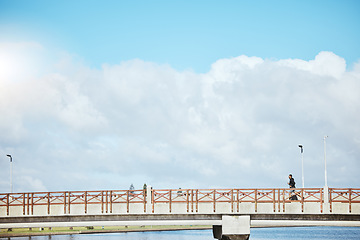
288 174 298 200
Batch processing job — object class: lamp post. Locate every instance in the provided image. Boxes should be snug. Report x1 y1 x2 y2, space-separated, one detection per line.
6 155 13 193
323 136 328 187
298 145 304 188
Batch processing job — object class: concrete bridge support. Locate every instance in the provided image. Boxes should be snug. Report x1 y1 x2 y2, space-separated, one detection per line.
213 215 250 240
323 186 330 213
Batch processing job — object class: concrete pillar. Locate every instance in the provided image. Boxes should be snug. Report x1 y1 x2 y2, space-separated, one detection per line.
213 215 250 240
146 186 152 213
323 186 330 213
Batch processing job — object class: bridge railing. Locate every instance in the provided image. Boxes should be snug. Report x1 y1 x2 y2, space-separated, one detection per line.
329 188 360 213
151 188 324 213
0 190 146 216
1 188 359 216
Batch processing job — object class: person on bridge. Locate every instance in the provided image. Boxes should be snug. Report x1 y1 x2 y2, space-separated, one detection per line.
288 174 296 189
288 174 298 200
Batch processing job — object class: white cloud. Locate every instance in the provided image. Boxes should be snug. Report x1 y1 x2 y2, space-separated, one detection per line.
0 42 45 82
0 44 359 192
277 51 346 79
18 176 47 192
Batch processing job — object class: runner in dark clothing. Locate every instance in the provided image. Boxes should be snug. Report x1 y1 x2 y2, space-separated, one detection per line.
288 174 296 188
288 174 297 200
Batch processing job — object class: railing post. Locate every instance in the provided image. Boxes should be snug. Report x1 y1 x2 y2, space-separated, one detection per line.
107 191 110 213
27 193 30 215
191 190 194 212
349 189 352 213
63 192 66 214
6 193 9 216
31 193 35 215
254 189 258 213
282 189 285 213
272 189 275 213
196 189 199 213
186 189 189 213
277 189 280 212
237 189 240 213
47 192 50 214
67 192 71 214
102 191 107 213
106 191 109 213
101 191 104 213
213 190 216 213
169 190 172 213
84 191 87 214
321 188 324 213
301 189 304 212
328 188 331 213
142 189 145 213
22 193 26 215
126 190 129 213
231 189 234 213
110 191 113 213
152 189 155 213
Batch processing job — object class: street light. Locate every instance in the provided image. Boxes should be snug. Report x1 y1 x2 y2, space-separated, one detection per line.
324 136 328 187
298 145 304 188
6 155 13 193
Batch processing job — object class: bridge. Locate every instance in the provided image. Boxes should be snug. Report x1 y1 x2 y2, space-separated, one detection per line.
1 187 360 240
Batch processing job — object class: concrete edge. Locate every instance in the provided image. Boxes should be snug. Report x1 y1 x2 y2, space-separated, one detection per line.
251 220 360 227
0 226 212 238
0 220 222 229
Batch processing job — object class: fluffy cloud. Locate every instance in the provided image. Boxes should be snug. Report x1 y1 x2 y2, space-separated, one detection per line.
0 42 359 192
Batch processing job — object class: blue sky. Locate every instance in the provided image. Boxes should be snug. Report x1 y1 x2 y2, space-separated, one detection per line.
0 1 359 192
1 1 359 72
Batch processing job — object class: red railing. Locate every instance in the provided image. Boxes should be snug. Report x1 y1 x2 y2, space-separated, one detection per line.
0 189 146 216
329 188 360 213
151 188 324 213
1 188 359 216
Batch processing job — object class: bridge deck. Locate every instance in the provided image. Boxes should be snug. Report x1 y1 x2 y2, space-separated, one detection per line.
1 214 360 229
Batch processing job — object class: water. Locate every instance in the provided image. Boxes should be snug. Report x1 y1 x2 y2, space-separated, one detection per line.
1 227 360 240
